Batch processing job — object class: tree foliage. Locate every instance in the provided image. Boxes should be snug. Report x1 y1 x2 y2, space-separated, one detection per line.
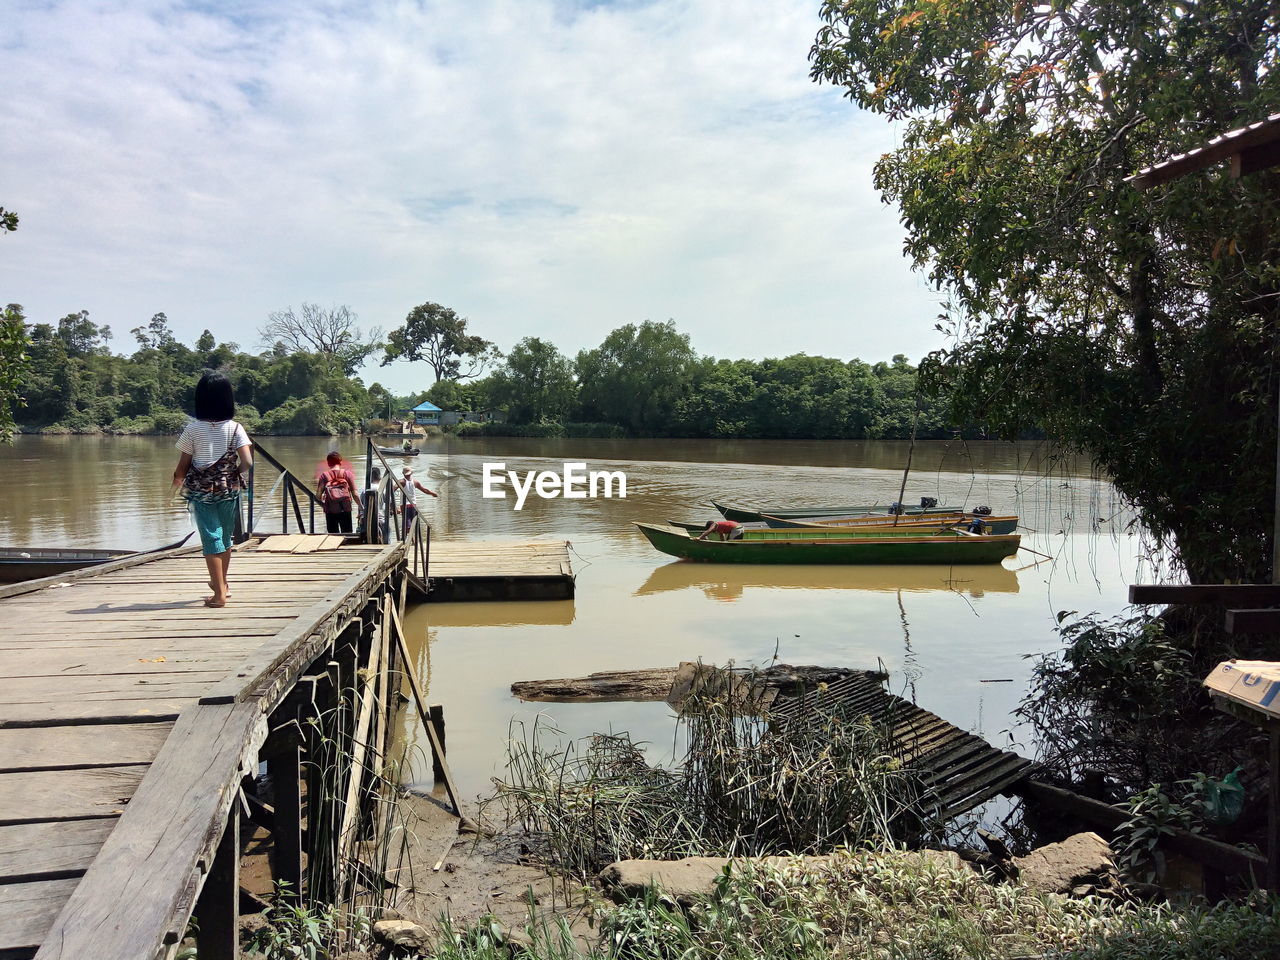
488 337 577 424
575 321 701 434
260 303 379 376
16 309 386 435
0 303 27 441
382 301 498 381
811 0 1280 582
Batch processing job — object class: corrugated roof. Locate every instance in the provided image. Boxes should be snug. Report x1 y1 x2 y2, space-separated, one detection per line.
1128 112 1280 189
412 401 442 411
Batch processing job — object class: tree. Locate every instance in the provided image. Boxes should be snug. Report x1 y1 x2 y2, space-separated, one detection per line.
130 312 176 351
488 337 576 424
382 302 498 381
57 310 111 357
0 207 16 234
576 321 699 434
810 1 1280 582
261 303 380 377
0 304 27 440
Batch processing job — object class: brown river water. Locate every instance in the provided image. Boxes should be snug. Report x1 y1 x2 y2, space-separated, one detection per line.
1 435 1156 819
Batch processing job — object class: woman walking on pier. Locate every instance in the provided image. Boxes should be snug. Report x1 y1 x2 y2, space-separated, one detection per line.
173 371 252 607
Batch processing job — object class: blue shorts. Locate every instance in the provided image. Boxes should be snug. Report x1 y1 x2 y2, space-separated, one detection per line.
191 497 240 555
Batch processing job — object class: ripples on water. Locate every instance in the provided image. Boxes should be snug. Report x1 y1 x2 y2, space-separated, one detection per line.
2 435 1160 814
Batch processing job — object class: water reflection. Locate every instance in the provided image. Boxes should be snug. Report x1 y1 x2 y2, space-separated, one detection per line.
635 561 1020 600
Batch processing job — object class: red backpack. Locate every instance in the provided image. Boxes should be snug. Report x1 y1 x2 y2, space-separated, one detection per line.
321 469 352 503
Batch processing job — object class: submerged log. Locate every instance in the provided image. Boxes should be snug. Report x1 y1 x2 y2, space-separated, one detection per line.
510 663 888 705
510 668 679 703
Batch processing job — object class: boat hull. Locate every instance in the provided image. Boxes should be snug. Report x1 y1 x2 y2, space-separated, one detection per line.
0 548 132 584
762 513 1019 535
713 500 964 523
376 447 420 456
635 523 1020 565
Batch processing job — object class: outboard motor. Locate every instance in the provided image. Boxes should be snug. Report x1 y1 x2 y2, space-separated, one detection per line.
889 502 904 516
973 505 992 516
920 497 938 509
968 516 988 534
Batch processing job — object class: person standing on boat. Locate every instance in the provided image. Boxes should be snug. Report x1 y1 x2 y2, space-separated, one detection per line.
400 466 438 530
172 371 252 608
697 519 743 541
317 452 358 535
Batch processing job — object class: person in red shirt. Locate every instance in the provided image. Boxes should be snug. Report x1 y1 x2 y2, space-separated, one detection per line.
317 452 358 534
697 519 743 541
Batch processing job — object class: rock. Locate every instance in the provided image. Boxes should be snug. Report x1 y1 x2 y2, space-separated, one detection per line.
1012 832 1114 895
378 908 404 921
599 857 731 903
372 919 430 951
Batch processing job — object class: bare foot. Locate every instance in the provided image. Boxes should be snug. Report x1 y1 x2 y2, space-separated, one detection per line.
204 596 227 608
208 581 231 598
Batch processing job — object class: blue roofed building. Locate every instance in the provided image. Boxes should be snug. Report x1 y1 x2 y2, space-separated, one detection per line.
410 400 441 426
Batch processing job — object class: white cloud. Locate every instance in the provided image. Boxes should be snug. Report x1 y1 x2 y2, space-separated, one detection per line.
0 0 941 392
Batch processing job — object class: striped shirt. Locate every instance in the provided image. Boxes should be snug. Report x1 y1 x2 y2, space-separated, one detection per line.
176 419 250 468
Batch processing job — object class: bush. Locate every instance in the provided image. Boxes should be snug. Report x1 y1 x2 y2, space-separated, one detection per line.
564 421 626 438
256 396 349 435
151 409 191 433
362 417 391 435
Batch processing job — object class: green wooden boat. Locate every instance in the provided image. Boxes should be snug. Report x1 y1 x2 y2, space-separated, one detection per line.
713 499 964 523
761 512 1020 536
635 522 1020 565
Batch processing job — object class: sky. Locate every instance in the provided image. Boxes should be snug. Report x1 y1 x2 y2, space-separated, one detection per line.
1 0 945 394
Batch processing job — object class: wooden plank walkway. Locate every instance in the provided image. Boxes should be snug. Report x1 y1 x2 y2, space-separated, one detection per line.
770 673 1035 825
425 539 574 601
0 536 402 960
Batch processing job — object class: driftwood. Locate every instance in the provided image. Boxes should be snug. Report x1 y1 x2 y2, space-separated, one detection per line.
510 663 888 705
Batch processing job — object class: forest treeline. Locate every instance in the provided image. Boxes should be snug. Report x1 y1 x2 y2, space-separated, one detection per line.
12 307 963 440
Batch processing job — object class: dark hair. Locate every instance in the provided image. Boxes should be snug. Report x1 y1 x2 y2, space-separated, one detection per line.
326 452 342 467
371 466 382 481
194 370 235 421
704 521 716 531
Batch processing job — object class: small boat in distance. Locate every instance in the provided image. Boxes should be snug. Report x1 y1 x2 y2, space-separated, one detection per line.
761 513 1020 536
635 522 1020 565
0 546 132 584
376 446 421 456
713 499 964 523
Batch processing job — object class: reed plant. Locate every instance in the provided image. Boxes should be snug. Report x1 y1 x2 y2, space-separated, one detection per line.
491 669 930 877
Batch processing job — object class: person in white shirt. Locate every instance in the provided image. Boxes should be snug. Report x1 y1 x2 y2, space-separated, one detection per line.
172 372 252 607
399 466 438 530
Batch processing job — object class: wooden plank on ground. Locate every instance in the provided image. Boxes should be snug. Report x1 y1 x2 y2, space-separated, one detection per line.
0 652 248 677
289 536 331 554
0 819 117 883
33 701 266 960
0 699 195 728
0 767 147 825
0 674 227 705
0 877 82 958
0 724 173 773
256 535 308 553
317 535 346 550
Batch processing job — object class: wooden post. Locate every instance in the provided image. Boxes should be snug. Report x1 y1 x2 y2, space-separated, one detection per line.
1270 729 1280 890
1274 390 1280 583
196 806 240 960
268 744 303 896
429 704 446 783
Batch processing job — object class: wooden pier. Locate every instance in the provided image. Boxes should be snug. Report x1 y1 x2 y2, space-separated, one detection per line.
0 535 405 960
422 540 575 602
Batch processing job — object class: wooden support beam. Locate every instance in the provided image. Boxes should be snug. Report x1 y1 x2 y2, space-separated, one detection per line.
429 705 446 784
388 604 461 815
269 745 303 896
1224 608 1280 634
1129 584 1280 606
195 807 240 960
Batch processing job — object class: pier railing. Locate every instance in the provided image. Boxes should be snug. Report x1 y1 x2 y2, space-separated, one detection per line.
246 436 326 536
